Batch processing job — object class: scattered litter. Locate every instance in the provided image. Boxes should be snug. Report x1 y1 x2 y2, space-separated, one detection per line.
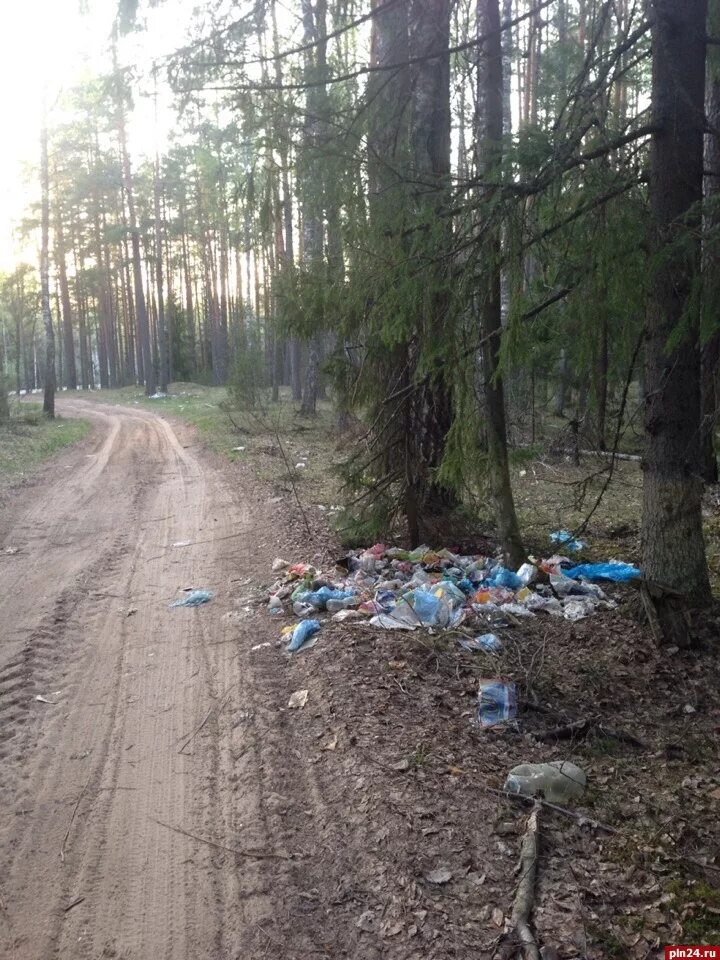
562 598 596 622
232 446 246 452
425 867 453 885
266 544 638 651
35 692 61 704
268 594 284 615
459 633 503 653
285 619 321 653
4 547 19 555
332 608 363 623
550 529 586 552
173 540 192 548
169 590 213 608
251 641 271 651
477 680 517 727
288 689 309 708
504 760 587 803
295 462 306 470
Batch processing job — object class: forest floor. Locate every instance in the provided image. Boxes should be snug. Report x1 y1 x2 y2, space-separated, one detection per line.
0 388 719 960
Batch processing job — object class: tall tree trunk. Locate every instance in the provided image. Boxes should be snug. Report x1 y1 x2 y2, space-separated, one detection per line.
40 120 55 419
701 3 720 483
299 0 328 416
406 0 456 541
476 0 525 568
54 207 77 391
642 0 711 630
115 42 155 397
154 152 169 392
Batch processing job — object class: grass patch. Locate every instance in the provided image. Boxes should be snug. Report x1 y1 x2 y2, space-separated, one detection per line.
0 404 91 479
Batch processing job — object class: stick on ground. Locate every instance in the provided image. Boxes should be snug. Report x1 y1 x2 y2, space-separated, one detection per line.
497 800 542 960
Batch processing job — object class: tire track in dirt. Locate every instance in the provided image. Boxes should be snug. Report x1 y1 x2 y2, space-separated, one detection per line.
0 400 273 960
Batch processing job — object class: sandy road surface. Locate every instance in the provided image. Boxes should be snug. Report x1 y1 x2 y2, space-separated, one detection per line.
0 399 300 960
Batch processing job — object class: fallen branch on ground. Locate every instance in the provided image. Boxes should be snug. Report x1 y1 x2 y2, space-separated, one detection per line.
177 685 235 754
539 716 647 750
496 800 542 960
150 817 292 860
485 786 619 835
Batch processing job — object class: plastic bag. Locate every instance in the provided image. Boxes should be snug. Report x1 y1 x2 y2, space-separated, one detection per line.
550 530 585 552
170 590 213 608
286 619 321 652
294 586 356 610
487 567 523 590
412 589 447 626
477 680 517 726
459 633 502 653
563 561 640 582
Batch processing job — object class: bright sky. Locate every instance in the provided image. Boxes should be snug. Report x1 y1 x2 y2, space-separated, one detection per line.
0 0 197 272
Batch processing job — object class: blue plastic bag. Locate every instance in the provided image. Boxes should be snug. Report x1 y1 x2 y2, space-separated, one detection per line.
286 619 321 652
487 567 523 590
170 590 213 608
564 562 640 582
412 589 442 624
294 586 356 610
550 530 585 552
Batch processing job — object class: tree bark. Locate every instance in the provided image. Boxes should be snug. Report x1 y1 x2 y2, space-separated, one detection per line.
115 40 155 397
642 0 711 623
40 120 55 419
476 0 526 568
701 4 720 484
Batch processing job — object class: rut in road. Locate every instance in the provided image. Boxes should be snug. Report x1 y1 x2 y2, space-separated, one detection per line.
0 400 309 960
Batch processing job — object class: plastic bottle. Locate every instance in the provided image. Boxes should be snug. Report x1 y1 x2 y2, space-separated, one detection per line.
504 761 586 803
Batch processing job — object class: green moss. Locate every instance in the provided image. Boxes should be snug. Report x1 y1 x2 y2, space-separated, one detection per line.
667 878 720 941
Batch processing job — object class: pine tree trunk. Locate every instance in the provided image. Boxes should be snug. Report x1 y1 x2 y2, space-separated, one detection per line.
299 0 327 416
701 15 720 484
642 0 711 630
55 210 77 391
406 0 456 539
116 47 155 397
40 121 55 419
476 0 525 568
154 153 169 393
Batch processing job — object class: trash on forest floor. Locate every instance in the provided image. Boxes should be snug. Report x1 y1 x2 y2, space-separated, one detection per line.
173 540 192 548
288 689 309 708
477 680 517 727
550 529 586 552
35 693 61 704
265 543 638 639
504 760 587 803
284 619 321 653
563 561 640 582
459 633 503 653
170 590 213 608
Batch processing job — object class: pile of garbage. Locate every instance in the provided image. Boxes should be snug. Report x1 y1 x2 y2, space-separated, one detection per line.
266 543 640 649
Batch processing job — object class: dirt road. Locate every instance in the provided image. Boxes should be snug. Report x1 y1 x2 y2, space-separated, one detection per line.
0 399 303 960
